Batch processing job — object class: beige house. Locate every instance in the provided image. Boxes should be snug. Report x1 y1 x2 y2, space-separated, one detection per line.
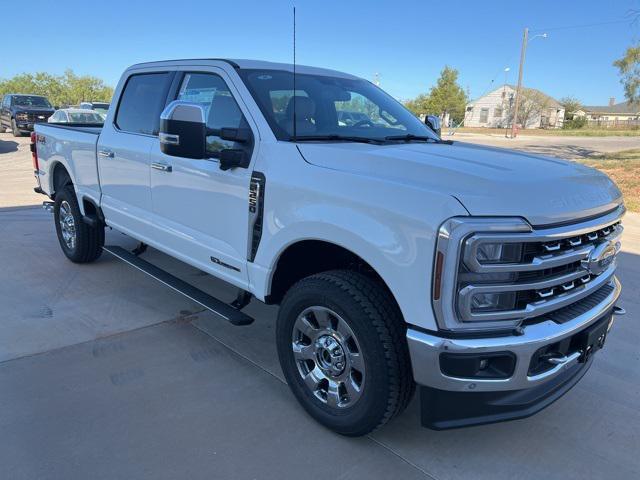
574 99 640 127
465 85 564 129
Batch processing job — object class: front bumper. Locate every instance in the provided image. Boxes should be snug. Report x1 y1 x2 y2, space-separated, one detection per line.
16 122 36 131
16 117 50 131
407 276 622 428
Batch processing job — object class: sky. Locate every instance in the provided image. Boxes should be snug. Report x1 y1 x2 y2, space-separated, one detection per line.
2 0 639 106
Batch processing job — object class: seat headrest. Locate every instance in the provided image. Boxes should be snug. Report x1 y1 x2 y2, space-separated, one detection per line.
285 96 315 120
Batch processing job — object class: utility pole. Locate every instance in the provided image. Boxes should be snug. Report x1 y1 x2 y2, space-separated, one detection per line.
511 27 528 138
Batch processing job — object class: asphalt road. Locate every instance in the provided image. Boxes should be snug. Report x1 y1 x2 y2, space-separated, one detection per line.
1 131 639 479
448 132 640 158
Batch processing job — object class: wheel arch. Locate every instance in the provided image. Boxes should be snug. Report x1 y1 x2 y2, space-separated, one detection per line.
265 239 403 320
50 161 73 197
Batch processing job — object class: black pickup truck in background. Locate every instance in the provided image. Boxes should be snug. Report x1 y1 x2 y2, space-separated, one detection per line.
1 94 55 136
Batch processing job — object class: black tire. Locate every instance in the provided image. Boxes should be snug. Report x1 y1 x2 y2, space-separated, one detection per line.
277 270 414 436
11 118 23 137
54 186 104 263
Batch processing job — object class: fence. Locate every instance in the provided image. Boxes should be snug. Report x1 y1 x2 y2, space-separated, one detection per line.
586 118 640 128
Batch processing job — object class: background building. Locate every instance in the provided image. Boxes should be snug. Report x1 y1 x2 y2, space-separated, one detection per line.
465 85 565 129
574 98 640 127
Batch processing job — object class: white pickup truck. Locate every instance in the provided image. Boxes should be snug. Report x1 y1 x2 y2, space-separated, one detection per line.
32 59 626 435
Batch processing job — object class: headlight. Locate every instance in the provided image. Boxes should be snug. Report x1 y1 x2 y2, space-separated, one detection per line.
432 217 531 332
16 113 28 121
471 292 516 312
475 242 522 264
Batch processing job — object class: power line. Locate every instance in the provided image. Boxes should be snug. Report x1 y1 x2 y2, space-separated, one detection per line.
530 18 632 33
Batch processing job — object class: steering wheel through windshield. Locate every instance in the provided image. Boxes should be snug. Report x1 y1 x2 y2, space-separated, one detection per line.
352 119 375 128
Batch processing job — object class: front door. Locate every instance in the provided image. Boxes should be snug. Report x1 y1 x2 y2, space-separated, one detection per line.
0 96 10 128
149 70 257 288
97 71 174 238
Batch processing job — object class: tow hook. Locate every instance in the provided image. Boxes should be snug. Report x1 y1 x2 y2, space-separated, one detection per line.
613 306 626 316
42 201 54 213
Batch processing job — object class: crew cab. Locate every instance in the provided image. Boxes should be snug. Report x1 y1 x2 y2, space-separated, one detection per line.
1 94 55 136
32 59 626 435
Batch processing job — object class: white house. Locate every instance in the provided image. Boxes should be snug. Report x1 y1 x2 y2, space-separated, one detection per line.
465 85 565 129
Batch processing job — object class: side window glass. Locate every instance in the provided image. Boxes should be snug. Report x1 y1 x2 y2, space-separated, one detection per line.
176 73 249 156
115 72 170 135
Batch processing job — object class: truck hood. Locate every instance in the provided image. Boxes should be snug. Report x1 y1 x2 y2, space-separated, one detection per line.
14 106 55 114
297 141 623 226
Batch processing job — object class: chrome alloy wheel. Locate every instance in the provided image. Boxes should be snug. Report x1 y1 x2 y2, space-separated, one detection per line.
292 306 365 408
58 200 77 250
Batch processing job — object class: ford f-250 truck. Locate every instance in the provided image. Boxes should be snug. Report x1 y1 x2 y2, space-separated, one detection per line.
32 59 626 436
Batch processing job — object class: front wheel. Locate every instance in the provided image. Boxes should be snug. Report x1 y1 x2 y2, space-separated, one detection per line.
54 186 104 263
277 270 414 436
11 119 23 137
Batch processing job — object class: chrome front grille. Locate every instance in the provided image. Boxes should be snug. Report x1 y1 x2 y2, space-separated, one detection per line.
27 112 52 123
433 206 625 332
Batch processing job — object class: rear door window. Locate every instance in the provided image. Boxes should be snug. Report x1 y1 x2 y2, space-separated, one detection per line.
115 72 172 135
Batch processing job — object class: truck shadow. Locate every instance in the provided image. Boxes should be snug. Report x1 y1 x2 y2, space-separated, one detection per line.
518 143 598 159
0 139 19 154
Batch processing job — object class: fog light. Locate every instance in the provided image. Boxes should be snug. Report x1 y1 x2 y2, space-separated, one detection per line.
476 242 522 264
471 292 516 312
440 352 516 379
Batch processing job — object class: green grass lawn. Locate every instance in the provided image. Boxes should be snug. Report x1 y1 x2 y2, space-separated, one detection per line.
578 149 640 212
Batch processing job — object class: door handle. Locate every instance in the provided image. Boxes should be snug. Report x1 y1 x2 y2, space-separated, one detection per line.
98 149 114 158
151 162 173 172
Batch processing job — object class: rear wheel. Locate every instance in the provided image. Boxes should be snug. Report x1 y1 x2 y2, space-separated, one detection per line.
54 186 104 263
277 270 414 436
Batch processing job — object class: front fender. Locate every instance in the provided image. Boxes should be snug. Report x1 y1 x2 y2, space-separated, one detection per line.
249 151 468 331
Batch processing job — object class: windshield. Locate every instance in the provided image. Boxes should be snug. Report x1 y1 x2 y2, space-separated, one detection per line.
13 96 52 108
91 103 109 115
238 69 438 142
68 112 104 123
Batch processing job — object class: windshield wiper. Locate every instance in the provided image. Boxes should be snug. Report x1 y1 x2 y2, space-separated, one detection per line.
384 134 453 144
292 135 385 145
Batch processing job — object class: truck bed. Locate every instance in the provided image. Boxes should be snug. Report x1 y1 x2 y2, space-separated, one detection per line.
34 123 103 208
37 123 103 136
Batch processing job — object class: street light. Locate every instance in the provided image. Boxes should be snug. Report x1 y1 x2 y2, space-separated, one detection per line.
510 29 548 138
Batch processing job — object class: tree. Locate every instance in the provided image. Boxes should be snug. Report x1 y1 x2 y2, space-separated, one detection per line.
613 44 640 103
559 96 582 120
506 88 550 128
0 70 113 107
404 66 468 123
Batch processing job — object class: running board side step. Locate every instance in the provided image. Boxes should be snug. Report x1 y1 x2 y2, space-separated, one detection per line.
103 246 254 326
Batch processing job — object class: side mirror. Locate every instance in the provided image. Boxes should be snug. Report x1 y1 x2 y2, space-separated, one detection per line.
159 101 206 159
219 149 249 171
425 115 441 136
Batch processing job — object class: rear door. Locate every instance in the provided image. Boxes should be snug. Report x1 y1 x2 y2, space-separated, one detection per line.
148 69 257 287
97 71 174 238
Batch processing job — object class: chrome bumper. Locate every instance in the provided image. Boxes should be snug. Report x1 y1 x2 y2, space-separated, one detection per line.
407 277 622 392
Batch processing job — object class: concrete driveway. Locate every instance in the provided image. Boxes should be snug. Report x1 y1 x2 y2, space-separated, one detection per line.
1 132 639 479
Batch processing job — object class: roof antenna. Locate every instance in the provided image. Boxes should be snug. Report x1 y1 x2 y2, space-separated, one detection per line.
292 5 297 142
